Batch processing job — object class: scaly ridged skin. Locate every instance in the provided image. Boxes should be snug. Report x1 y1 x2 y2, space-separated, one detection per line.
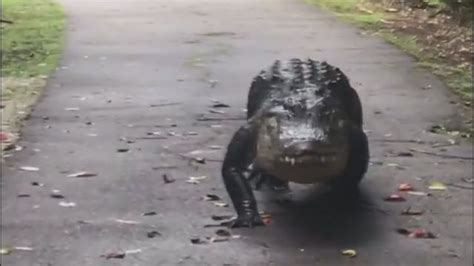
222 58 369 228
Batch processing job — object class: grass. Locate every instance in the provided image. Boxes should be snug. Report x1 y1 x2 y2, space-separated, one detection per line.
306 0 473 138
1 0 65 77
305 0 383 28
1 0 65 148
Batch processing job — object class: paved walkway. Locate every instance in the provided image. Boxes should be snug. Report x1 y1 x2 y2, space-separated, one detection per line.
2 0 472 265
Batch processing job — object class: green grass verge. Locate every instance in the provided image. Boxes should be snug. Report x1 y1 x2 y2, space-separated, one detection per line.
1 0 66 149
1 0 66 77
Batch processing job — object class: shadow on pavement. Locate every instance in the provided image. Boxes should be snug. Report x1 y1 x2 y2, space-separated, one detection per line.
241 186 381 249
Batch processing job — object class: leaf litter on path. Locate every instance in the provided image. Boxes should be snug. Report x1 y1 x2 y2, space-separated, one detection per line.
203 194 221 201
383 194 406 202
162 174 175 184
67 171 97 178
147 231 161 238
398 183 414 191
101 252 126 259
59 201 77 207
50 190 65 199
211 214 234 221
1 246 34 255
213 202 229 207
187 176 207 184
19 166 39 172
114 219 141 225
407 191 431 197
428 181 447 191
341 249 357 258
396 228 436 239
260 213 272 225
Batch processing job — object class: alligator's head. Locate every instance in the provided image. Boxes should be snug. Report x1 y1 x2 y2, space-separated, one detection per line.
254 89 351 183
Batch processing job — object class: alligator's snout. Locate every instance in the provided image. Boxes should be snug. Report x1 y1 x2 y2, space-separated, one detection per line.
279 140 340 165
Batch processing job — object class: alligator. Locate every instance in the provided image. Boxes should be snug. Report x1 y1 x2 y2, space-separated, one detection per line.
221 58 369 228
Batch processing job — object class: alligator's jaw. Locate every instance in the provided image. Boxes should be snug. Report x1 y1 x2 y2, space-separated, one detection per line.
255 150 349 184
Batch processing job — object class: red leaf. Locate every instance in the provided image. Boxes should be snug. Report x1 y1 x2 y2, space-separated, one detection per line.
384 194 406 202
0 132 9 143
398 183 414 191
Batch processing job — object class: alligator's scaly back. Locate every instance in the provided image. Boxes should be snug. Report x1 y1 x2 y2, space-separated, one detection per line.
247 58 363 127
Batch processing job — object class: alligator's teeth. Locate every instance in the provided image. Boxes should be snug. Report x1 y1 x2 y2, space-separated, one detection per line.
290 158 295 165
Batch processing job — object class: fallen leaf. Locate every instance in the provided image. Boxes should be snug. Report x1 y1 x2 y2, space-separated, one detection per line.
341 249 357 258
397 152 414 157
125 249 142 255
213 202 229 207
429 181 447 191
59 201 77 207
114 219 141 225
0 247 12 255
14 246 34 251
407 191 431 197
207 236 230 243
261 213 272 225
162 174 175 184
401 207 424 216
211 102 230 108
19 166 40 172
208 109 225 114
147 231 161 238
190 238 206 244
384 194 406 202
462 178 474 184
211 215 234 221
50 191 65 199
210 145 222 150
192 157 206 164
396 228 436 239
142 211 157 216
0 132 9 143
67 172 97 178
101 252 126 259
386 163 399 167
203 194 221 201
409 229 436 239
187 176 207 184
385 7 399 12
215 229 231 237
398 183 414 191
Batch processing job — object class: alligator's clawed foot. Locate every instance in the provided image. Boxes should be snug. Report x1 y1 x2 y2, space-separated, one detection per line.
228 214 265 228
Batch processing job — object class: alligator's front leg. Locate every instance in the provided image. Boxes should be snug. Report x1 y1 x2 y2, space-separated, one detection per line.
222 125 264 228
